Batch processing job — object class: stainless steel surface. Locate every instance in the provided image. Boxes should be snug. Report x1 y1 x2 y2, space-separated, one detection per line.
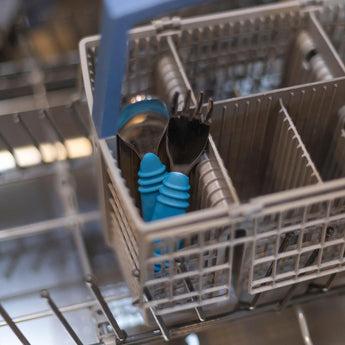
117 106 169 159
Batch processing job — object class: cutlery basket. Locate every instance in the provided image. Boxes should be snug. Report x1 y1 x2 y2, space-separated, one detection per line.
80 1 345 323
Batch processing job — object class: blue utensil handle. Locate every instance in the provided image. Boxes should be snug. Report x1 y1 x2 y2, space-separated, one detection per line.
151 172 190 221
138 153 167 221
151 172 189 271
94 0 218 138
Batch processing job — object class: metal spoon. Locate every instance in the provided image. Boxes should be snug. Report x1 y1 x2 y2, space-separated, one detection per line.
117 98 170 159
117 98 170 221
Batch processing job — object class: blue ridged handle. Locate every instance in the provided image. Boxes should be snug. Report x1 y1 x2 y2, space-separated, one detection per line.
94 0 217 138
138 153 167 221
152 172 189 272
152 172 190 221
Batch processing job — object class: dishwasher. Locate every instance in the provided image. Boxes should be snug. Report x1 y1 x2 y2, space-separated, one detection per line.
1 0 345 344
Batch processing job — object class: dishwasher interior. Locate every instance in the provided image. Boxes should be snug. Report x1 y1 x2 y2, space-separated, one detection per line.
1 1 345 345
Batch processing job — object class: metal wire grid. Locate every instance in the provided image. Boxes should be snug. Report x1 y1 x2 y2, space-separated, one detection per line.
0 100 92 172
79 2 345 319
0 101 108 345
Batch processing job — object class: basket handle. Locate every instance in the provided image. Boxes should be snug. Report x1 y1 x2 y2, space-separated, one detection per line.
93 0 216 138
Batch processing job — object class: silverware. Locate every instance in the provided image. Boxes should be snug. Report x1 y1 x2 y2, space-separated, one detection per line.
117 98 170 221
117 98 170 159
167 90 213 175
151 91 213 221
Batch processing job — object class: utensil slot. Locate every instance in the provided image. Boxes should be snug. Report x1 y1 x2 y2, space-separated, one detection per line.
211 96 322 202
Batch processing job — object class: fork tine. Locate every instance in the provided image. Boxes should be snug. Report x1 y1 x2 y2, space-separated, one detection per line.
191 91 204 120
204 98 214 123
183 89 192 114
171 91 179 116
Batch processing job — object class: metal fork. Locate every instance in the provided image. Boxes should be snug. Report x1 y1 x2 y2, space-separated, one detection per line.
151 90 213 221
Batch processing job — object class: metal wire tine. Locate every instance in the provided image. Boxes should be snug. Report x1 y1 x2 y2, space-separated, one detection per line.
143 287 170 341
70 101 90 138
279 249 319 310
319 229 341 293
42 108 73 160
191 91 204 121
0 303 31 345
177 258 206 322
203 98 214 123
296 307 314 345
183 89 192 114
0 128 20 169
42 108 66 144
40 290 84 345
84 275 126 341
171 91 180 116
322 273 337 292
17 113 47 163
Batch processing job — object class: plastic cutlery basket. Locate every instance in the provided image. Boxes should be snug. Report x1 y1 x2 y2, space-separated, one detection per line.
80 0 345 323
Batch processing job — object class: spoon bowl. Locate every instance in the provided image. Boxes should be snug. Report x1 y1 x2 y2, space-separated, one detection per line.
118 99 170 159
